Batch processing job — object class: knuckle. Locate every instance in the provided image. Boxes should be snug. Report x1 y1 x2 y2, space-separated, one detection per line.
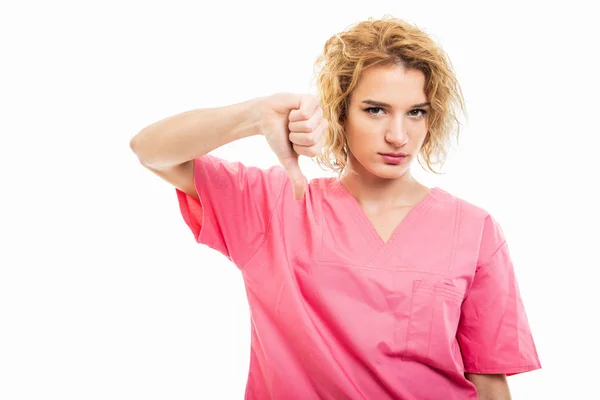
298 122 312 133
288 110 299 122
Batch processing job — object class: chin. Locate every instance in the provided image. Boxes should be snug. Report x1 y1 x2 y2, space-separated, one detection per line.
367 164 411 180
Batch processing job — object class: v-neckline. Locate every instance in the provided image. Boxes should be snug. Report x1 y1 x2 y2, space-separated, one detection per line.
330 179 440 251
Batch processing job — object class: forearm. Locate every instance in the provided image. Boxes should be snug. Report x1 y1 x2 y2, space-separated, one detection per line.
465 373 511 399
477 391 511 400
130 97 263 170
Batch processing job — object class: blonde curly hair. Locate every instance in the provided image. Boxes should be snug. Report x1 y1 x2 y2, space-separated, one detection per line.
313 15 467 175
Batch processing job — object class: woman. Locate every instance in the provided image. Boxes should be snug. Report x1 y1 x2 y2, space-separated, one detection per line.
130 16 541 400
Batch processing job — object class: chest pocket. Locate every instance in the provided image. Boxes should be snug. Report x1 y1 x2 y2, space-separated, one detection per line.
399 278 465 372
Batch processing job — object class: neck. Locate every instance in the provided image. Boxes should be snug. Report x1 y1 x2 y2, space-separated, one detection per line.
339 161 423 209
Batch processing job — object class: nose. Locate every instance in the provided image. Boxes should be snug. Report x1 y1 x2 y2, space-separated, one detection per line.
385 117 408 146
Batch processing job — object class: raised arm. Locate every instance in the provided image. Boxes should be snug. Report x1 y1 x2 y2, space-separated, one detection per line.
129 93 327 200
129 98 263 199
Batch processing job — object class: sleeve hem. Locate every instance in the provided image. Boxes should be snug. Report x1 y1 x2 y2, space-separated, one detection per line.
464 361 542 376
174 157 212 246
175 187 206 243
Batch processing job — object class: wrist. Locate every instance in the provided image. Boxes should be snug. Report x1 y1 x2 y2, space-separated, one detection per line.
225 97 265 140
247 96 267 137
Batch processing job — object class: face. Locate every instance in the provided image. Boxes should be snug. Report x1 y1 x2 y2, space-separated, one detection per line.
343 64 429 181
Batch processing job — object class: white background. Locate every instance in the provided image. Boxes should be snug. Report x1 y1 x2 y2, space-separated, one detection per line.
1 0 599 399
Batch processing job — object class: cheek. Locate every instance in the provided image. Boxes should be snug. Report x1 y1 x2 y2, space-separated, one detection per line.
417 129 429 145
353 118 379 141
348 129 375 155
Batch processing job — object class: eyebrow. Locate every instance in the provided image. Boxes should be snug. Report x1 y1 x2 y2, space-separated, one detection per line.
361 99 431 108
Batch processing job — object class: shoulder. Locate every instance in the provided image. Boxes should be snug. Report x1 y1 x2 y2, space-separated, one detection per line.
432 187 504 243
435 188 507 264
432 187 495 223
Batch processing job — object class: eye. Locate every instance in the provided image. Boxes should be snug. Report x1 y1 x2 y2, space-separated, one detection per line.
364 107 386 116
409 109 428 119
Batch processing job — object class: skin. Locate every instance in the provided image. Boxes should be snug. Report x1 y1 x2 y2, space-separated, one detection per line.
340 64 512 398
340 64 434 243
465 373 512 399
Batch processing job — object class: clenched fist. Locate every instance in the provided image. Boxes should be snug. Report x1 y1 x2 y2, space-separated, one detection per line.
257 93 328 200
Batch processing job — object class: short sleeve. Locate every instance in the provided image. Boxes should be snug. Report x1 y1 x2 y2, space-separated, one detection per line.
175 154 288 268
457 214 542 376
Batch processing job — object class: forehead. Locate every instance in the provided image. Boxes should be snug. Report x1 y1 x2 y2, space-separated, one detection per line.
351 65 427 106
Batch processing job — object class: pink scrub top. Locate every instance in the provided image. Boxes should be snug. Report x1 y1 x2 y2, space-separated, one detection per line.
176 154 541 399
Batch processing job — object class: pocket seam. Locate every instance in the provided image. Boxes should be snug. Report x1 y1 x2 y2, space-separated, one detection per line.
402 278 464 368
412 279 464 298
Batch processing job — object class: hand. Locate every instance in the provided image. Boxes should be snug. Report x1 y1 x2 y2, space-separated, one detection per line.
258 93 328 200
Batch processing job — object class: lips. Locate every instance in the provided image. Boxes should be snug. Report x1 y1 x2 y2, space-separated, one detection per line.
379 152 408 157
380 153 408 165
